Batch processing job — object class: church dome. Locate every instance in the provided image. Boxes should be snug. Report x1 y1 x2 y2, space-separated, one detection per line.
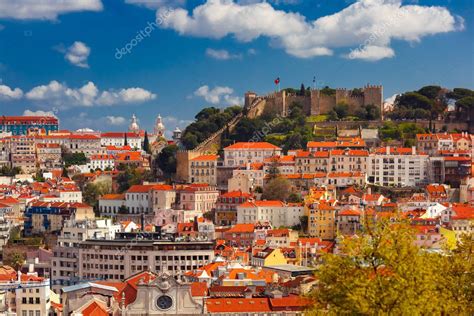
129 114 140 132
154 114 165 136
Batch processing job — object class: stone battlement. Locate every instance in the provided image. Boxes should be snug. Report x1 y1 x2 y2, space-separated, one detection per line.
245 84 383 117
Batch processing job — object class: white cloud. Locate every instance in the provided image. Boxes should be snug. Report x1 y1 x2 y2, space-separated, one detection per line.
206 48 242 60
193 85 243 105
106 116 127 125
0 0 103 20
23 109 57 117
25 80 156 108
162 115 192 137
247 48 257 55
64 41 91 68
346 45 395 61
125 0 185 9
0 84 23 100
158 0 462 60
384 93 399 111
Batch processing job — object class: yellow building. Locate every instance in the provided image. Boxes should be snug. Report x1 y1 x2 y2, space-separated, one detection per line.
308 201 337 240
251 248 287 267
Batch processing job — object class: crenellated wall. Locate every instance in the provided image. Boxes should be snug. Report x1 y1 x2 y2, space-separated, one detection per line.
248 85 383 117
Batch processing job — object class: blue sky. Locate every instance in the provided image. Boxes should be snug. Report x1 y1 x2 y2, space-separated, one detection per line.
0 0 472 134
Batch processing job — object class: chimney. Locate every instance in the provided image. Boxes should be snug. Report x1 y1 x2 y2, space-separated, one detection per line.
386 146 390 155
412 146 416 155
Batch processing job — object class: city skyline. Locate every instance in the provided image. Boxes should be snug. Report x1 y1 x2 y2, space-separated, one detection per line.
0 0 473 133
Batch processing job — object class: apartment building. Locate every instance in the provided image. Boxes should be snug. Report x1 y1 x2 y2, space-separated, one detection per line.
51 219 121 291
308 201 337 239
124 184 155 214
295 151 329 173
24 202 95 236
237 200 304 228
329 149 369 173
8 135 37 174
367 147 429 187
100 132 142 149
223 142 281 167
78 233 214 282
263 155 296 175
232 163 265 189
68 134 102 156
177 184 219 212
307 138 366 152
98 193 126 216
87 154 115 171
336 209 361 236
189 154 218 186
36 143 62 170
214 191 253 226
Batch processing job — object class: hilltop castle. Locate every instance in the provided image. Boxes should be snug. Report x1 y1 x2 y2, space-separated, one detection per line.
244 84 383 118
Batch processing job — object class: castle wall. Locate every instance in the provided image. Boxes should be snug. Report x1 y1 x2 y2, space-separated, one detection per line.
286 94 312 115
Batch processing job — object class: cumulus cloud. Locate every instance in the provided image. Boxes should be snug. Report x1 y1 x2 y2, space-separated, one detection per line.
158 0 463 60
25 80 156 108
0 0 103 20
193 85 243 105
346 45 395 61
0 84 23 100
384 93 399 111
162 115 193 137
64 41 91 68
106 116 127 125
206 48 242 60
125 0 185 9
23 109 57 117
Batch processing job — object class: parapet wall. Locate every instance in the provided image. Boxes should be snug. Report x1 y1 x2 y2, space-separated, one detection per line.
249 85 383 117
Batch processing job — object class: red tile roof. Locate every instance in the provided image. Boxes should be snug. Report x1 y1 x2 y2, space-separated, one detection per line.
239 200 285 208
206 298 271 313
191 154 219 161
226 223 255 233
225 142 281 150
80 301 109 316
190 282 208 297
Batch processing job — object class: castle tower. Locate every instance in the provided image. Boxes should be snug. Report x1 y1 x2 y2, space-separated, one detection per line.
154 114 165 137
172 127 182 142
129 114 140 133
244 91 257 108
363 84 383 119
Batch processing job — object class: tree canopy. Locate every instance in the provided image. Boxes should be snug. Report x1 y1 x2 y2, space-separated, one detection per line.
262 177 292 201
155 144 178 176
181 106 242 149
308 219 473 315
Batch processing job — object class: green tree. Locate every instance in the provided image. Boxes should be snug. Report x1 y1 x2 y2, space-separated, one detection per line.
143 131 151 154
262 177 291 201
155 145 178 176
63 152 87 167
334 103 349 119
299 83 305 96
355 104 381 121
287 192 302 203
61 167 69 178
308 219 473 315
83 181 112 209
4 251 25 271
32 170 45 182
